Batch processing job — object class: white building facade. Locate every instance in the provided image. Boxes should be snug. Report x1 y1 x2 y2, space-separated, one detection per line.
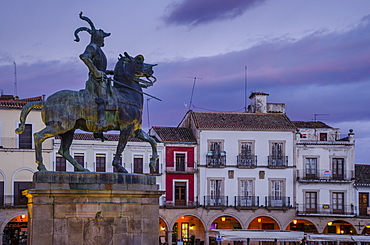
1 93 370 245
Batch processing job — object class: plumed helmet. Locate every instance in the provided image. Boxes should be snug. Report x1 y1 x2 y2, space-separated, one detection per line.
74 12 110 42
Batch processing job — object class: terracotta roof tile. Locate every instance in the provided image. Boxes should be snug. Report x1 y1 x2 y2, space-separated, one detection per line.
0 96 43 109
355 164 370 185
152 126 196 143
292 121 332 129
55 133 145 142
188 111 296 130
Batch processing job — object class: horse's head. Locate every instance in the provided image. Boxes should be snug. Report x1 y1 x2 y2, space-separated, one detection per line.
116 52 157 87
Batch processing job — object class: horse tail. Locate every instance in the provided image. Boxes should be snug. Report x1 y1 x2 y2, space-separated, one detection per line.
15 101 45 134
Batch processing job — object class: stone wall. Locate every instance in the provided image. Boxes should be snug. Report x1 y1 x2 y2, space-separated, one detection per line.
24 172 163 245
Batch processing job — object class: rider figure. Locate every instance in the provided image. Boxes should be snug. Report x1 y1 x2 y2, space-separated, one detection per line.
74 12 113 132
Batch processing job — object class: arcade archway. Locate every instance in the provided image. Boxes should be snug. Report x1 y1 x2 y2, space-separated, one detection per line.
286 219 318 233
210 215 242 230
248 216 280 230
172 215 205 244
159 217 168 243
323 220 356 234
2 214 28 245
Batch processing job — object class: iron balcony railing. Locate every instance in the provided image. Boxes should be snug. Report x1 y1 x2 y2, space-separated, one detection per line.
296 204 355 216
160 196 199 208
296 169 354 181
268 156 288 168
204 196 228 207
265 196 290 207
206 150 226 167
0 195 28 207
237 155 257 168
234 196 259 207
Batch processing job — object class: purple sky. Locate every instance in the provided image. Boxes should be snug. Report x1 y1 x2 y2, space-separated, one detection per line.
1 0 370 163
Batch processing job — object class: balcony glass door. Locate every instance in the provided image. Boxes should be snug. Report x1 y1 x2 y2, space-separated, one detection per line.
271 143 283 166
332 158 344 180
305 158 317 179
174 182 187 206
332 192 344 214
210 179 222 205
359 193 369 215
271 180 283 207
305 192 317 213
240 179 253 206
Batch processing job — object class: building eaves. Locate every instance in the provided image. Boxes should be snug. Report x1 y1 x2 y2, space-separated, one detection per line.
151 126 196 143
297 142 353 146
292 121 332 129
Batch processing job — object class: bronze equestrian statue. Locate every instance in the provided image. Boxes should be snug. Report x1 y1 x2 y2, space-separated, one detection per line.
15 13 159 173
74 12 114 137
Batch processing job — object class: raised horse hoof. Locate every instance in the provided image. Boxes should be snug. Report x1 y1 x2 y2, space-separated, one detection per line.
149 160 157 173
113 164 128 173
15 126 24 134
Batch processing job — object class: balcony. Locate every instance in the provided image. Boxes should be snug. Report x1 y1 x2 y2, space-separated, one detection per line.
165 164 197 174
204 196 228 207
296 169 354 182
160 196 199 209
265 196 291 208
237 155 257 168
296 204 355 216
268 156 288 168
234 196 259 208
206 151 226 167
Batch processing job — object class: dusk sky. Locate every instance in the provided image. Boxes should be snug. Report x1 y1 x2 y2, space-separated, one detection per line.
0 0 370 163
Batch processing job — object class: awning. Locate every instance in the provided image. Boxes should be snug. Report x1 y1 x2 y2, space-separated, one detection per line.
306 234 352 242
350 236 370 242
210 230 304 242
306 234 370 242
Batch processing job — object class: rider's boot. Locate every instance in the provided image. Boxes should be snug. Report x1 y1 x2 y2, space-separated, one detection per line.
95 97 113 131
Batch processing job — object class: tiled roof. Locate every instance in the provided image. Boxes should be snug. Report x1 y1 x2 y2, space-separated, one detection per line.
187 111 296 130
292 121 332 129
0 96 43 109
55 133 145 142
151 126 196 143
355 164 370 185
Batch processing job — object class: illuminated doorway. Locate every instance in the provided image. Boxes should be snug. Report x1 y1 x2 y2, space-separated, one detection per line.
287 219 318 233
248 216 280 230
172 215 205 244
2 214 28 245
324 220 356 234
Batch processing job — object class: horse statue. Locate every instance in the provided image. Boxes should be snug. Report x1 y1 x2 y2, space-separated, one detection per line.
15 52 158 173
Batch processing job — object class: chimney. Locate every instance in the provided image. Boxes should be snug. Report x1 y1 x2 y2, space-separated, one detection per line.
249 92 269 113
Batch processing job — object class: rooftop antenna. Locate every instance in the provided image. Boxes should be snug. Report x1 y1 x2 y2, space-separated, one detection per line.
314 113 329 122
13 61 18 97
244 66 247 112
188 76 202 110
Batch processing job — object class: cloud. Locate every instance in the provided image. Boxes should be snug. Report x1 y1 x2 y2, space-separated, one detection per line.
163 0 267 27
151 15 370 126
0 60 85 98
2 12 370 164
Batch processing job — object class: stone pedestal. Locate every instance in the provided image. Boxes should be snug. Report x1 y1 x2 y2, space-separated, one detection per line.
23 172 163 245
